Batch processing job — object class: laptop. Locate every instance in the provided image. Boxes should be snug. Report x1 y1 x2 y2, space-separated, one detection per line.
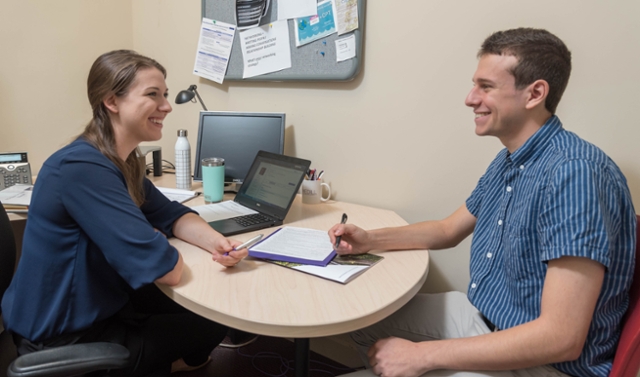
207 150 311 236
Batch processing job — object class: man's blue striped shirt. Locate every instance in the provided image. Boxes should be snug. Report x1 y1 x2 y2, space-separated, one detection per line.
465 115 636 377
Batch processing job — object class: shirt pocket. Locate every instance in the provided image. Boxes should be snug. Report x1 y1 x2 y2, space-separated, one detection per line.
503 225 539 282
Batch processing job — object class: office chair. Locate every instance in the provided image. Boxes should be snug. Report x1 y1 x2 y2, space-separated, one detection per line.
0 204 130 377
609 214 640 377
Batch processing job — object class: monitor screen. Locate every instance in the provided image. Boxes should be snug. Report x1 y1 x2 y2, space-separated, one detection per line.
193 111 285 186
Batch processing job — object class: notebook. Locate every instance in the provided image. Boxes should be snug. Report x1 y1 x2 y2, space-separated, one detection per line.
206 150 311 236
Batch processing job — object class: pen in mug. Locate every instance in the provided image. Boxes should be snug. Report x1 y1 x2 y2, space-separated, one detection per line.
334 213 348 249
224 234 264 256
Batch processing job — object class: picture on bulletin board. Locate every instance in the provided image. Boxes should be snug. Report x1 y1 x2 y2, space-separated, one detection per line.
199 0 365 81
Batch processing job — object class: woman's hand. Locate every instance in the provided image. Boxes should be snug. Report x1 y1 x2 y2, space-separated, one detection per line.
209 236 248 267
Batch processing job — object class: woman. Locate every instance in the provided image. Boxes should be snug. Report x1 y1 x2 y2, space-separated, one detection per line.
1 50 248 376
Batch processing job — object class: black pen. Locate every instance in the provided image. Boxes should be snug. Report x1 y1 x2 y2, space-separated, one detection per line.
334 213 348 249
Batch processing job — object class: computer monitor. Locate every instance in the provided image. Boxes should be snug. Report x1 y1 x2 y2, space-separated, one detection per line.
193 111 285 189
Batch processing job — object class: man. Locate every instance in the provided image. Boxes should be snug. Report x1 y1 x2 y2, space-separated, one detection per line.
330 28 636 377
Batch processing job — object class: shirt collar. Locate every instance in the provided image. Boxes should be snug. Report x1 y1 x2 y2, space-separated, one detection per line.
507 115 563 167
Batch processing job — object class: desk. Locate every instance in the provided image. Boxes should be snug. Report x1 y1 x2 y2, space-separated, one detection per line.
151 175 430 376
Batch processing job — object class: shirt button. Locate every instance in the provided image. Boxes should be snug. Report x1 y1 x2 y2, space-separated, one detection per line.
487 252 492 258
498 220 503 226
471 283 477 289
520 165 525 170
506 186 512 192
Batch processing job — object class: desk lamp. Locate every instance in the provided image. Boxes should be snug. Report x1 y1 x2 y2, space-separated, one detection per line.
175 84 208 111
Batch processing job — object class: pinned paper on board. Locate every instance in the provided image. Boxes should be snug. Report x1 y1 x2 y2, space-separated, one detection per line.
193 18 236 84
240 20 292 78
335 0 358 35
294 0 338 47
236 0 271 30
335 34 356 62
277 0 317 20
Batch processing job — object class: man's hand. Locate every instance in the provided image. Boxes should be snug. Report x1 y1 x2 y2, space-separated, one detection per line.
369 337 430 377
328 223 372 255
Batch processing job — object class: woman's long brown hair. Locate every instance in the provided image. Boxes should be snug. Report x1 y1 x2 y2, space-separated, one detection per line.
81 50 166 206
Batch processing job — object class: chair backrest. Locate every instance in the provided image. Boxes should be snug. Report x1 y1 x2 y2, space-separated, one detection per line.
609 214 640 377
0 204 17 315
0 204 18 377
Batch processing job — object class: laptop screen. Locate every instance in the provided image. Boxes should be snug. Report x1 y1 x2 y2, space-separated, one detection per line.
235 151 310 219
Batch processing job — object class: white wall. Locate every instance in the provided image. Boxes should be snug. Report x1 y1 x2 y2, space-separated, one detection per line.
1 0 639 294
0 0 133 158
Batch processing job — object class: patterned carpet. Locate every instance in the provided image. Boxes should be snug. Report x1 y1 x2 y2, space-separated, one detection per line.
173 334 359 377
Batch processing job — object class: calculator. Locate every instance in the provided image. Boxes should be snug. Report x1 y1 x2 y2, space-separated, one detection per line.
0 152 32 190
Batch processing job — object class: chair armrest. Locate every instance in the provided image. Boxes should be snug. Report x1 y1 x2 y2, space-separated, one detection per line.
7 342 130 377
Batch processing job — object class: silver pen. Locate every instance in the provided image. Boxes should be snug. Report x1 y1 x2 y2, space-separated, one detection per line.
233 234 264 251
222 234 264 256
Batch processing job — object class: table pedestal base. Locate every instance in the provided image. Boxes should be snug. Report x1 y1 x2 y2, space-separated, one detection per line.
295 338 310 377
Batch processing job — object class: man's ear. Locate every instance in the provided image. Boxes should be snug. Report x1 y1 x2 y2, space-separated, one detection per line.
525 79 549 110
103 94 119 114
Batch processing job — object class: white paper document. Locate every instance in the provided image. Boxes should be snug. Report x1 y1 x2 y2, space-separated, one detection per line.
335 34 356 62
191 201 257 222
240 20 292 78
335 0 358 35
236 0 271 30
193 18 237 84
251 227 334 262
293 264 368 284
277 0 317 20
268 253 384 284
156 187 200 204
0 184 33 207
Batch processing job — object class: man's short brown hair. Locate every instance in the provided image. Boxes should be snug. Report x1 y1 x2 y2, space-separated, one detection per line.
479 28 572 114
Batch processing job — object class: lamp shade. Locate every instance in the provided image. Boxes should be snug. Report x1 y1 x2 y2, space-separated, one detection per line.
175 88 196 104
174 84 208 111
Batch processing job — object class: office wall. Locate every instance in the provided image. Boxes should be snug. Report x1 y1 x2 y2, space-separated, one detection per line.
1 0 639 294
132 0 640 293
0 0 133 160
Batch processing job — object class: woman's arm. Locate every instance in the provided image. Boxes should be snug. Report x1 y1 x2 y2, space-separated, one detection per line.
172 212 247 267
154 252 184 286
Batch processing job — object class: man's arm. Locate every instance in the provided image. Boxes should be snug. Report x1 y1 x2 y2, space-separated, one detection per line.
329 204 477 254
368 256 605 377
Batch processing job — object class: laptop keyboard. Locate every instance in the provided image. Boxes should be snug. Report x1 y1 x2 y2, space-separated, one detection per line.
233 213 273 227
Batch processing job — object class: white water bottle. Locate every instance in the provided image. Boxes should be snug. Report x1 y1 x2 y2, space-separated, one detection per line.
175 129 191 190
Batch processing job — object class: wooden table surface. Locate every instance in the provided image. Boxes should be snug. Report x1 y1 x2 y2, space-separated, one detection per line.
153 175 430 338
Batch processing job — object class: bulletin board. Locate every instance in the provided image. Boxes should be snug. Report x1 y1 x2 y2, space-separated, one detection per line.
201 0 365 81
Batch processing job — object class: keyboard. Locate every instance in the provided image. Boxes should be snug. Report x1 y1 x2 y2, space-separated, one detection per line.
232 213 272 227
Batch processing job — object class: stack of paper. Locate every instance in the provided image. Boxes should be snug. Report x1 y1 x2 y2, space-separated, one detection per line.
269 253 383 284
0 184 33 209
156 187 200 204
248 226 384 284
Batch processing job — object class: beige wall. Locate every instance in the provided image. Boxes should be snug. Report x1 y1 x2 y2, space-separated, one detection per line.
1 0 639 293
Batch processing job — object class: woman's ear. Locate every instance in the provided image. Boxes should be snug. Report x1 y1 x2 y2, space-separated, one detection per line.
525 79 549 110
103 94 119 114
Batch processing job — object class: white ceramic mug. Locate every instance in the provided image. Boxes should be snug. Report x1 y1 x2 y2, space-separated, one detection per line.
301 180 331 204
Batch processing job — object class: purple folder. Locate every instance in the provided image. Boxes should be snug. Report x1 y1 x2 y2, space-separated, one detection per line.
248 228 337 266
